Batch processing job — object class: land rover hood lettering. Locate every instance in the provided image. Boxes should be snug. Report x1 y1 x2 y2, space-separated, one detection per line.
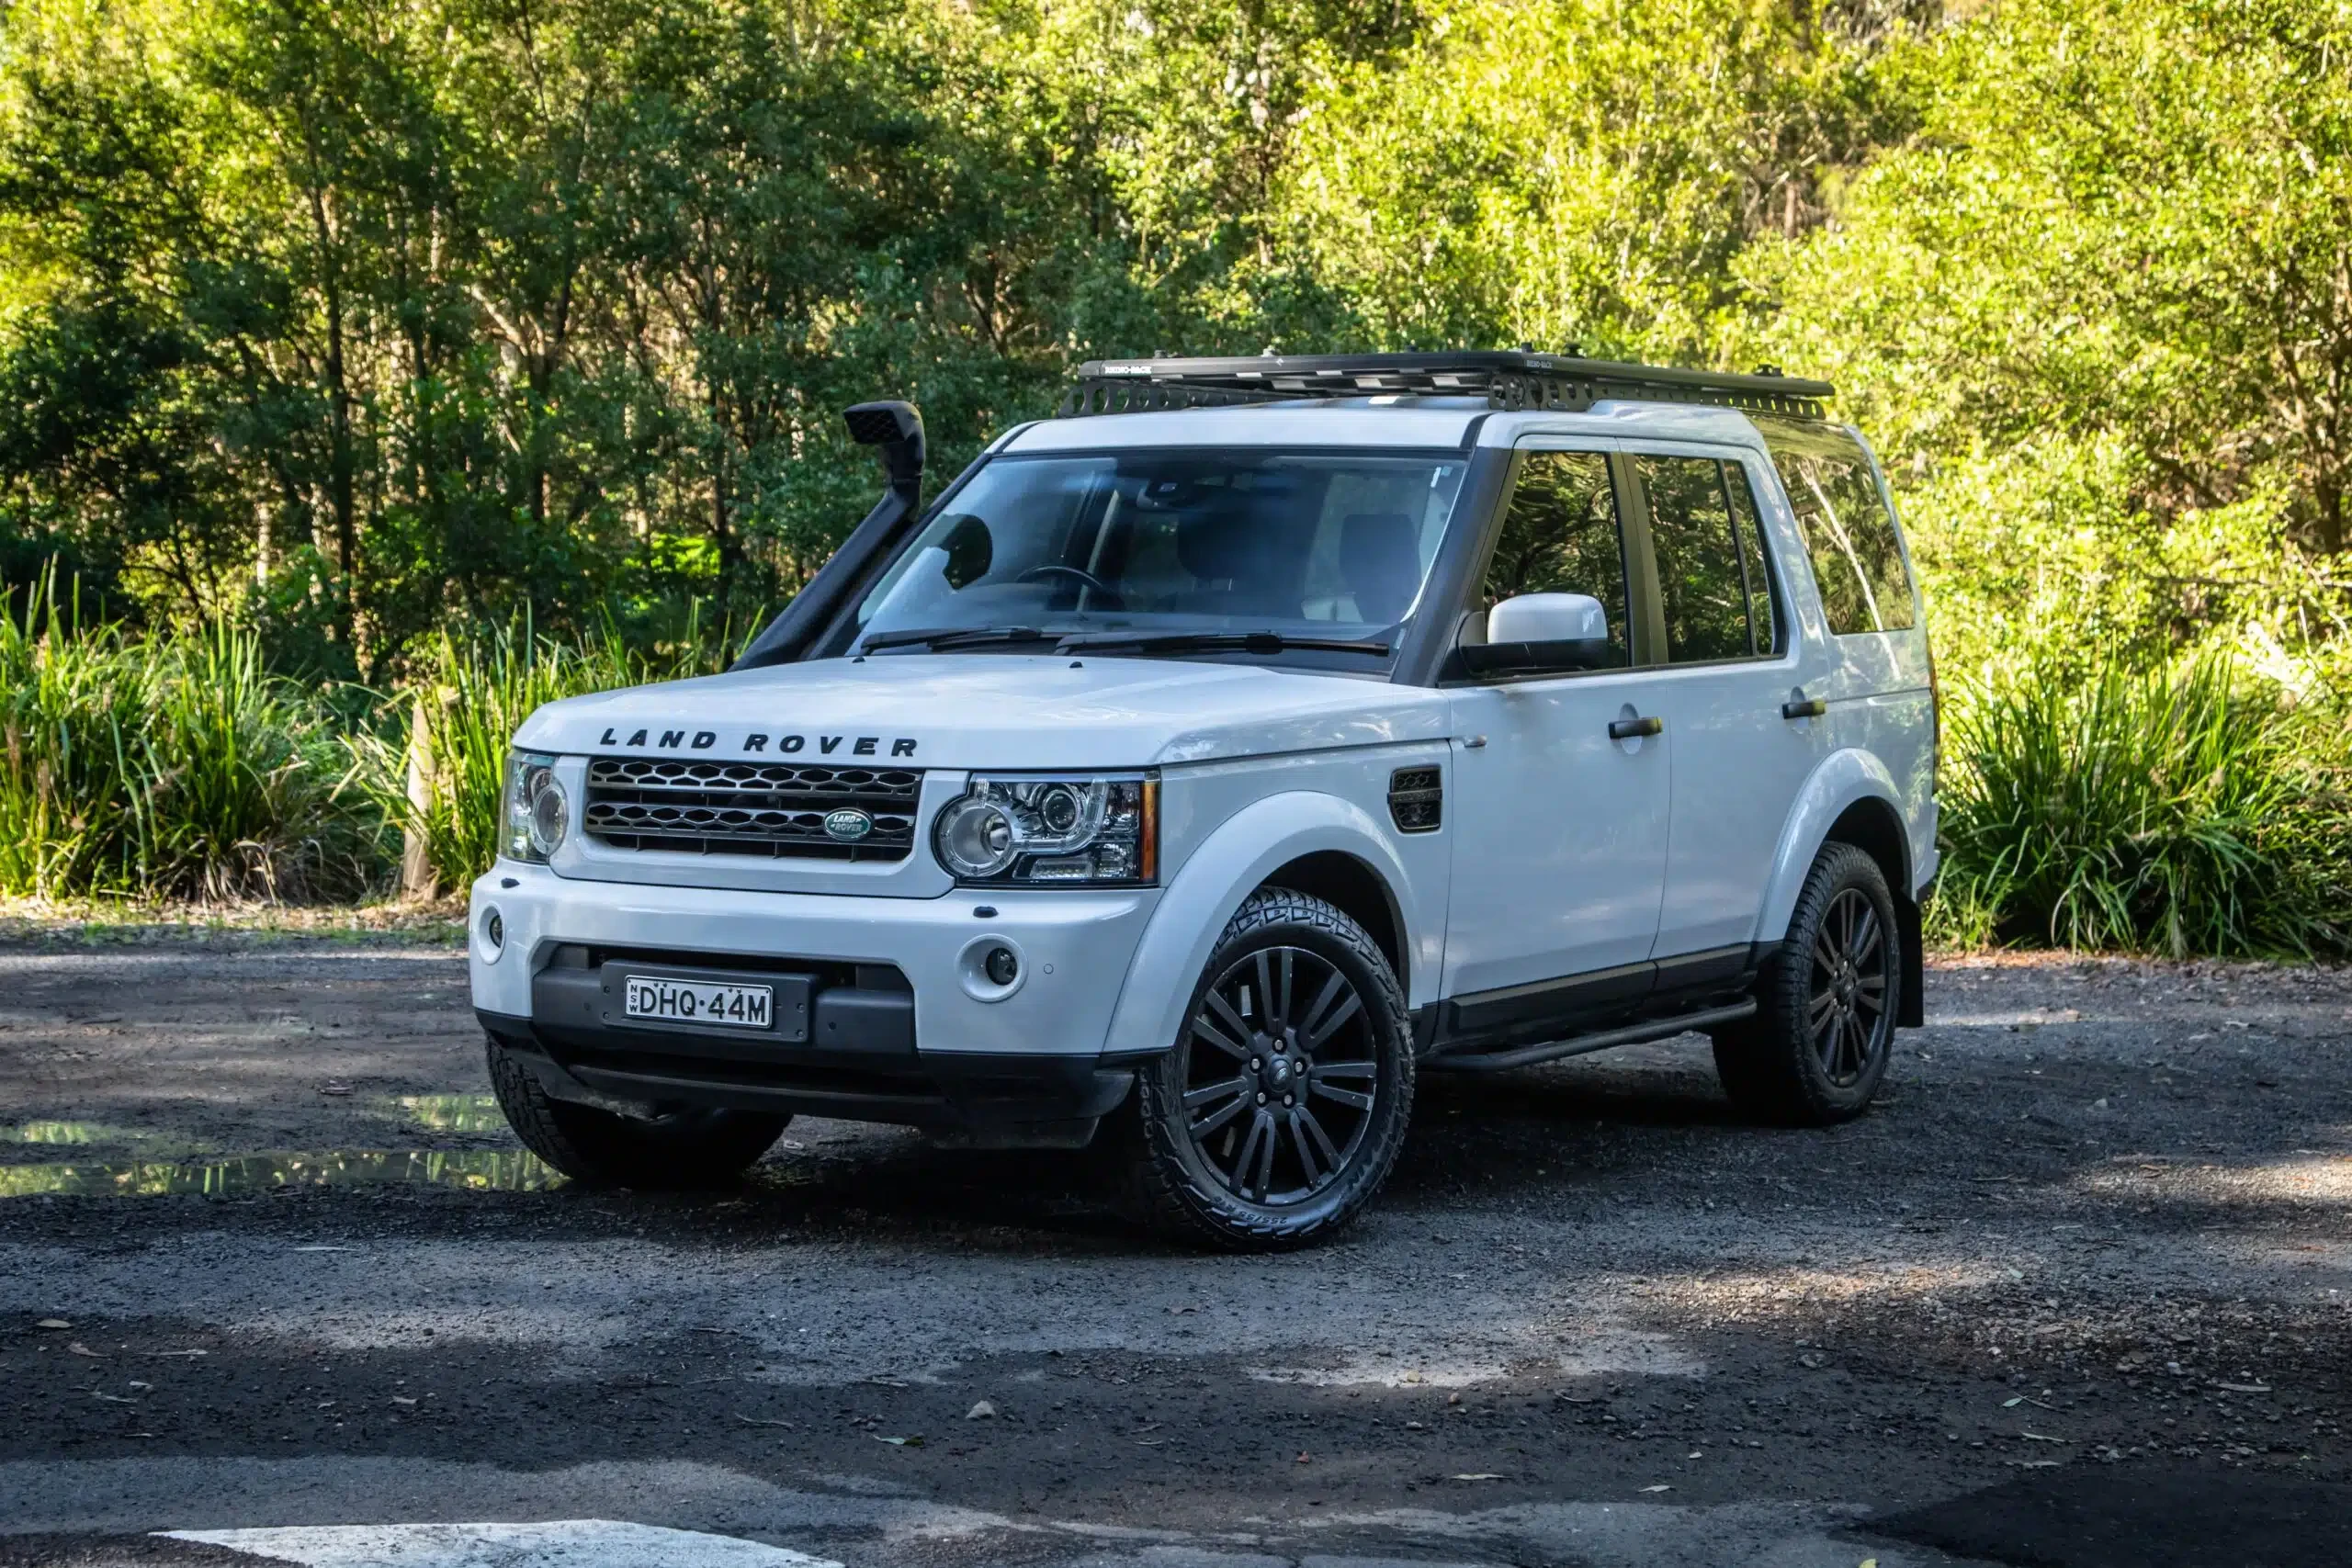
595 727 918 759
519 659 1453 771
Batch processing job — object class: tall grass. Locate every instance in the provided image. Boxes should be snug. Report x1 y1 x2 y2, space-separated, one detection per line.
10 583 2352 956
0 592 150 897
356 621 706 892
1933 653 2352 957
139 617 380 900
0 595 729 904
0 591 379 902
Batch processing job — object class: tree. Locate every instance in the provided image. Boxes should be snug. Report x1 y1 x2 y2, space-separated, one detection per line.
1741 0 2352 668
1269 0 1916 357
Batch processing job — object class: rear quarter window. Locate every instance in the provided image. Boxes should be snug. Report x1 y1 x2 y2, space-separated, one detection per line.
1756 420 1916 635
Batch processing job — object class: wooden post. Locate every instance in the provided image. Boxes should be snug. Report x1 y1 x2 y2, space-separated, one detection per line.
399 691 437 901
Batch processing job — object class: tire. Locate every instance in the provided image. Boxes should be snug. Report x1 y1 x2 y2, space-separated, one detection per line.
485 1035 789 1188
1114 887 1415 1250
1712 841 1902 1126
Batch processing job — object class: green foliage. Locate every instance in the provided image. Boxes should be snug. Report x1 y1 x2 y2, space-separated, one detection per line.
0 581 379 900
0 587 150 896
135 615 382 900
1933 655 2352 957
1274 0 1912 357
0 0 1148 672
0 590 737 903
1742 0 2352 671
353 620 717 891
2 0 2350 952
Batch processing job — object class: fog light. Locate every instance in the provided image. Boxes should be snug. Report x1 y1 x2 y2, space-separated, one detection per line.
956 934 1026 1001
478 904 505 963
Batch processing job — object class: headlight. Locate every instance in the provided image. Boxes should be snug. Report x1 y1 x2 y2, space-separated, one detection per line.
503 751 568 863
933 773 1157 886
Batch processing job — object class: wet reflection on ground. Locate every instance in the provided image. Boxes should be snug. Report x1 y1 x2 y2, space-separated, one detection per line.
381 1093 509 1134
7 1120 159 1145
0 1148 562 1197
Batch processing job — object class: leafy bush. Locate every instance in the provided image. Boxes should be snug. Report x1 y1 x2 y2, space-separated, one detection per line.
0 596 152 897
0 592 380 901
1933 654 2352 957
356 624 693 893
138 618 381 901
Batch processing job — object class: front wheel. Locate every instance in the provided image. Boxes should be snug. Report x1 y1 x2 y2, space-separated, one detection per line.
1712 841 1901 1125
486 1036 789 1188
1116 888 1415 1250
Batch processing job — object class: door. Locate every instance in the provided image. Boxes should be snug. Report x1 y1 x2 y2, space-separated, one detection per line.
1758 422 1937 874
1443 446 1669 1015
1624 448 1823 965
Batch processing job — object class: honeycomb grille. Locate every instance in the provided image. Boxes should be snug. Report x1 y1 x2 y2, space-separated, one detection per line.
1387 765 1442 833
582 758 923 862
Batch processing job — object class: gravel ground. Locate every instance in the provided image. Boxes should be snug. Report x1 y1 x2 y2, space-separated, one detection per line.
1 937 2346 1566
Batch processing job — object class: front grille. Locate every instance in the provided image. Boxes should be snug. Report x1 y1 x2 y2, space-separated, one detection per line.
582 758 922 862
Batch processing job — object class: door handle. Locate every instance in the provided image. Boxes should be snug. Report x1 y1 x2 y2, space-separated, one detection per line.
1781 698 1827 720
1608 716 1663 740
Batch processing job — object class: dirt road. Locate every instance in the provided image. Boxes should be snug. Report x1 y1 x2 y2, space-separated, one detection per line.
2 936 2347 1566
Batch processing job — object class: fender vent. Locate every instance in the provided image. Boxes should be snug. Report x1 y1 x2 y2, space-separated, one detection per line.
1387 767 1442 833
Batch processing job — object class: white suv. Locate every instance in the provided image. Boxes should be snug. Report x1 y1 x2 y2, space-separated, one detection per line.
469 352 1937 1249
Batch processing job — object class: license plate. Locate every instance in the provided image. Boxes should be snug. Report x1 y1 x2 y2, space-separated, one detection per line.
621 976 774 1032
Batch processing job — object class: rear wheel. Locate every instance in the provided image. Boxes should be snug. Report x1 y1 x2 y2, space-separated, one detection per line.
1713 841 1901 1125
486 1035 789 1188
1117 888 1414 1250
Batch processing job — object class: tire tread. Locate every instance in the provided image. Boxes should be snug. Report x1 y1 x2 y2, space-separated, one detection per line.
1713 841 1900 1127
1118 888 1414 1251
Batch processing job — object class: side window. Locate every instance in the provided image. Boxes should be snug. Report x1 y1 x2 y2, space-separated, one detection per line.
1479 450 1629 669
1637 455 1758 663
1759 424 1916 634
1724 461 1781 654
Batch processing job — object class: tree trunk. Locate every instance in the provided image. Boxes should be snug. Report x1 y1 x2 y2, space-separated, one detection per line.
710 388 733 579
399 691 438 901
307 177 358 648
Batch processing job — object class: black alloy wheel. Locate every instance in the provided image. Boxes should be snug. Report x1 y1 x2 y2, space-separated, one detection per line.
1809 886 1892 1087
1183 943 1379 1204
1711 840 1901 1125
1117 887 1414 1249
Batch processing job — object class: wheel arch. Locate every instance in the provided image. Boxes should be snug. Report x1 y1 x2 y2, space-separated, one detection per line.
1102 792 1432 1058
1260 850 1406 983
1758 751 1927 1028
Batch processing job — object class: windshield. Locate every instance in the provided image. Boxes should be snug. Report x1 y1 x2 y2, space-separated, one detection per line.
843 449 1469 662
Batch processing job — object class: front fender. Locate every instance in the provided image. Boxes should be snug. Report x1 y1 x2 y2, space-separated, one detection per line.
1756 749 1911 943
1102 791 1433 1058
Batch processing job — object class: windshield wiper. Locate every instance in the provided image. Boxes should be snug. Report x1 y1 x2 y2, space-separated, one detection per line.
1053 630 1392 658
857 626 1069 654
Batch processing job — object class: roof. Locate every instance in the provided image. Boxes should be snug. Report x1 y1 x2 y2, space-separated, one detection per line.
1059 350 1832 421
1004 400 1489 453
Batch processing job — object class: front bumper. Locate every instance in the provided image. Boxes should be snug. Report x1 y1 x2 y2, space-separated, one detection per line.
468 863 1162 1135
480 1012 1139 1144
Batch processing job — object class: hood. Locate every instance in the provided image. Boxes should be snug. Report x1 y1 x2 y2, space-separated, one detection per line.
513 655 1450 771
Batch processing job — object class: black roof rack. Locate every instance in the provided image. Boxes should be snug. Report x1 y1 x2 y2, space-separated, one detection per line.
1058 350 1831 420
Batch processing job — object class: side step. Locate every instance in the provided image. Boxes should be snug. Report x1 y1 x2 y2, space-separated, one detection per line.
1422 999 1757 1074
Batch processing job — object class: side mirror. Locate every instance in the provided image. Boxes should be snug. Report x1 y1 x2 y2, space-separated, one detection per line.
1457 592 1615 676
1489 592 1607 644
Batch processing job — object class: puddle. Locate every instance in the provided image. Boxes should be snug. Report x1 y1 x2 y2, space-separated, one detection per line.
6 1121 153 1145
386 1093 510 1134
0 1149 563 1198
